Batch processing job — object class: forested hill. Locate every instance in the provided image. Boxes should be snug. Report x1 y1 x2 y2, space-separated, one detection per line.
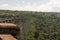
0 10 60 15
0 10 60 40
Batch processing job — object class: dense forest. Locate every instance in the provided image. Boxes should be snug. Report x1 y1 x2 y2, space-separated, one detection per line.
0 10 60 40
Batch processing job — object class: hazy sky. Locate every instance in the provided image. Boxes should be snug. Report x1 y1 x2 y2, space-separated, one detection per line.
0 0 60 12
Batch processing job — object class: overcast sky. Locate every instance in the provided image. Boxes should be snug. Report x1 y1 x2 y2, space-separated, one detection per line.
0 0 60 12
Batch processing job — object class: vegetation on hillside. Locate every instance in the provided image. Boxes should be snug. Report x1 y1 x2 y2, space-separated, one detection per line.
0 10 60 40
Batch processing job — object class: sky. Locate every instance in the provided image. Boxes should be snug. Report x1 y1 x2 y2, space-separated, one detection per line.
0 0 60 12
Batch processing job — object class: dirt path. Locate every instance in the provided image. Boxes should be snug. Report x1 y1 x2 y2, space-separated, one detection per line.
0 34 17 40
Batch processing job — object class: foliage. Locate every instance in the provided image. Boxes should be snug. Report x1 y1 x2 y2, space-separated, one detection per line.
0 10 60 40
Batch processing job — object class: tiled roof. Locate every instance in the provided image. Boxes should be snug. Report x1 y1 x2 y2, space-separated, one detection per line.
0 34 17 40
0 23 16 28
